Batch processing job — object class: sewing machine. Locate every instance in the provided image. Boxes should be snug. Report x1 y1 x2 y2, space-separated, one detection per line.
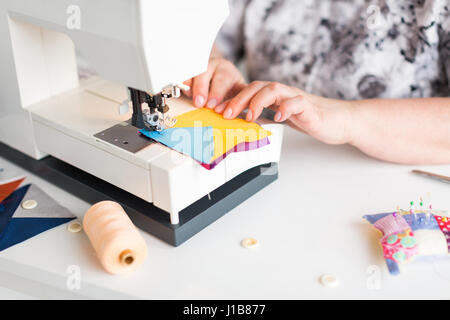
0 0 283 246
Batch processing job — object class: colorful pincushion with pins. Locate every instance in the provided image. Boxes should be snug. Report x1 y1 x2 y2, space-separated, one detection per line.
364 207 450 276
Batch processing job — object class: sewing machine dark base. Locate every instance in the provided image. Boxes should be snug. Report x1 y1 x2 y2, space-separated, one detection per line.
0 142 278 246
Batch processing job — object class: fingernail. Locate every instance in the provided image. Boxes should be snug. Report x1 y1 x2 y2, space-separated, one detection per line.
207 99 217 109
195 96 205 108
215 103 226 113
246 110 253 122
274 111 282 122
223 108 233 119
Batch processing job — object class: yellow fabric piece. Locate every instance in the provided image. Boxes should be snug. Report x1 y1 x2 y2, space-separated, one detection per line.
174 108 271 162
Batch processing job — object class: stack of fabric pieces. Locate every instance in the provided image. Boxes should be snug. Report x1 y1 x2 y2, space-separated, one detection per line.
364 209 450 275
0 176 76 251
140 108 272 170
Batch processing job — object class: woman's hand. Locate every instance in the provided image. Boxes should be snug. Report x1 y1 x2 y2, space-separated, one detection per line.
214 81 355 145
183 57 245 110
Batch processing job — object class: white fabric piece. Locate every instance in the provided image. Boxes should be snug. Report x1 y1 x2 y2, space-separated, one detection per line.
415 229 449 256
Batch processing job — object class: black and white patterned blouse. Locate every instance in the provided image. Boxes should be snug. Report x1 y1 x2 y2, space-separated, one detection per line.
216 0 450 100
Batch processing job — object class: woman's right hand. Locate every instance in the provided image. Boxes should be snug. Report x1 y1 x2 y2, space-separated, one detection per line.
183 55 245 109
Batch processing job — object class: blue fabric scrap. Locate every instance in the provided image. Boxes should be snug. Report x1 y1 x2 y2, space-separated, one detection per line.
140 126 214 164
385 258 400 276
0 217 75 251
364 212 440 231
0 184 30 233
0 184 75 252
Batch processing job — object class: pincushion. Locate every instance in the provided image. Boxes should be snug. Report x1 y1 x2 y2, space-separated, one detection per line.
364 208 449 275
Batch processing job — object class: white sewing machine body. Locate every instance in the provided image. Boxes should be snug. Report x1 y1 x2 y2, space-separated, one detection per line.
0 0 283 245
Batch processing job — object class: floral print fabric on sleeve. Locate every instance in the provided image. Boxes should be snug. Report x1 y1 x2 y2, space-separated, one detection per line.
216 0 450 100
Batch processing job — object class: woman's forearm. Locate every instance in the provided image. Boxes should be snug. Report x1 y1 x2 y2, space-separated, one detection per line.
349 97 450 165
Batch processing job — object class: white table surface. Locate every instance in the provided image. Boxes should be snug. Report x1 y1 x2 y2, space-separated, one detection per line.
0 125 450 300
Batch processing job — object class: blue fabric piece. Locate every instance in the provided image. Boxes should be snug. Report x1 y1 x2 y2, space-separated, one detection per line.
364 212 440 231
403 213 440 231
0 217 75 251
140 126 214 164
0 184 75 252
0 184 29 233
363 213 392 224
385 258 400 276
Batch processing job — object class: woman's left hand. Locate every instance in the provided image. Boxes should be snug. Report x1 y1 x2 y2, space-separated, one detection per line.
214 81 355 145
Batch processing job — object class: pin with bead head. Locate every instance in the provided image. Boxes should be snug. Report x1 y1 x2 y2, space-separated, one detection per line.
418 197 425 223
427 204 433 221
393 206 400 218
410 201 416 220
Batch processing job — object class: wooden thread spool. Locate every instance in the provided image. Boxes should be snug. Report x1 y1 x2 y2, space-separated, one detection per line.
83 201 147 275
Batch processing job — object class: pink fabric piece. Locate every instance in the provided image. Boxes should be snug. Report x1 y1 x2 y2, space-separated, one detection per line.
373 214 410 236
200 137 270 170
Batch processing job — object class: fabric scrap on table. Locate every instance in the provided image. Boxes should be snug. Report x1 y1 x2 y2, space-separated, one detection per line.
0 177 25 203
0 184 76 251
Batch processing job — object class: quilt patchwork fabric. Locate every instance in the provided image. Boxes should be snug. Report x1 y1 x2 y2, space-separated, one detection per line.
0 178 76 251
0 177 25 203
364 209 450 275
140 108 271 169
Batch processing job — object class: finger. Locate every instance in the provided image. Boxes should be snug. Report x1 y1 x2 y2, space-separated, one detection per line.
275 95 305 122
214 99 229 114
246 83 297 121
214 82 248 113
182 79 193 98
275 95 321 131
265 104 306 134
192 61 217 108
207 71 243 109
192 74 210 108
222 81 268 119
226 82 247 100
